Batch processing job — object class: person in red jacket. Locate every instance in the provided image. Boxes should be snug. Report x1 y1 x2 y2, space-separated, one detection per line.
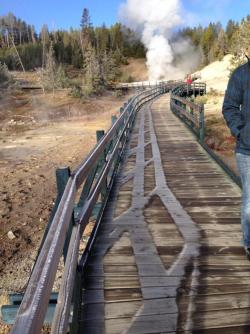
186 74 193 85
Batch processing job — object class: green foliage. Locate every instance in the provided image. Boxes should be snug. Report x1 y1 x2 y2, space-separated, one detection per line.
0 61 11 84
0 11 145 74
179 17 248 67
0 43 42 70
56 64 70 88
201 24 217 63
229 19 250 75
226 20 239 50
38 43 70 92
119 72 135 83
104 53 120 83
0 48 15 69
112 89 123 98
229 55 245 77
208 88 220 97
194 95 208 105
83 44 104 94
41 42 57 92
69 84 82 98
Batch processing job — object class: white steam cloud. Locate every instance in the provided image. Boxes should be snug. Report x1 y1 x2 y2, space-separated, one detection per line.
119 0 201 80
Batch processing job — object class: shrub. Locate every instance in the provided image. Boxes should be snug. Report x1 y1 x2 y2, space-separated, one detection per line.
69 85 82 98
112 89 123 98
56 64 70 88
195 95 208 105
0 62 11 84
208 87 220 97
119 73 135 83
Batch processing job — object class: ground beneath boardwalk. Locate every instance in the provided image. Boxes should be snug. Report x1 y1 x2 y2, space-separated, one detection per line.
0 86 131 333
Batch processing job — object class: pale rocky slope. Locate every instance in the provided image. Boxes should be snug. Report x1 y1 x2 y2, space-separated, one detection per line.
193 54 233 93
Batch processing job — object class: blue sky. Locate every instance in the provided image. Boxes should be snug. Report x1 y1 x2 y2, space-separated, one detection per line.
1 0 250 32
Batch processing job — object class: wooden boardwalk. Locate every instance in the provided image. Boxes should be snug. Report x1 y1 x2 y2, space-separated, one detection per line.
79 94 248 333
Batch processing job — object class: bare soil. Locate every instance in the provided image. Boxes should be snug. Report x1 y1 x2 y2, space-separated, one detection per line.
0 78 131 332
202 91 238 174
121 58 148 81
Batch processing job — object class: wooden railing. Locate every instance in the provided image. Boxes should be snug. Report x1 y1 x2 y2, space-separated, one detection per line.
170 83 206 142
170 82 241 187
111 79 182 90
8 85 172 334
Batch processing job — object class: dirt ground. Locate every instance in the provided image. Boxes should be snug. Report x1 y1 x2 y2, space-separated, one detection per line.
199 90 238 175
0 80 131 331
121 58 148 81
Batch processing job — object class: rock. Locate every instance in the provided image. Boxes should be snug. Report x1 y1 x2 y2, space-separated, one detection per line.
205 136 220 150
7 230 16 240
2 193 8 201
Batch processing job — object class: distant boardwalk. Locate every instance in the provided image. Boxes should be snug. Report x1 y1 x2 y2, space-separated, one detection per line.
79 94 247 333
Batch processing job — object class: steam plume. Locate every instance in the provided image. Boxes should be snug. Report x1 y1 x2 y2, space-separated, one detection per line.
119 0 200 80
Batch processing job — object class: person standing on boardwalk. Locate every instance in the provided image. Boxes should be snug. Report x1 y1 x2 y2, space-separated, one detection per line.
186 74 193 85
222 51 250 259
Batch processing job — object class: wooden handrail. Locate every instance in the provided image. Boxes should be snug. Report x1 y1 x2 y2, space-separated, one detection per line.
170 82 206 141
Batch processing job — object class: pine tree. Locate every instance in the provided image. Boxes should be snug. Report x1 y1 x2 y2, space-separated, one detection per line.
56 64 69 88
95 24 110 54
40 42 57 94
83 43 103 95
201 24 217 64
212 29 228 61
226 19 238 50
80 8 92 53
41 24 49 68
229 19 250 75
101 51 118 83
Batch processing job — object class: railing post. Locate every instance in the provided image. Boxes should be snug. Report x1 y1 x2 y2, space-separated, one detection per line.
112 115 117 125
96 129 105 147
69 267 81 334
56 168 76 263
199 104 205 142
37 167 74 264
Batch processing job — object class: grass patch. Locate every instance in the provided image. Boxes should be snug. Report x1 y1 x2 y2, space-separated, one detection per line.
194 95 208 105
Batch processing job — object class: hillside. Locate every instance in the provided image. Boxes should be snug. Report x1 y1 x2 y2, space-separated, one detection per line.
120 58 148 82
194 54 233 93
